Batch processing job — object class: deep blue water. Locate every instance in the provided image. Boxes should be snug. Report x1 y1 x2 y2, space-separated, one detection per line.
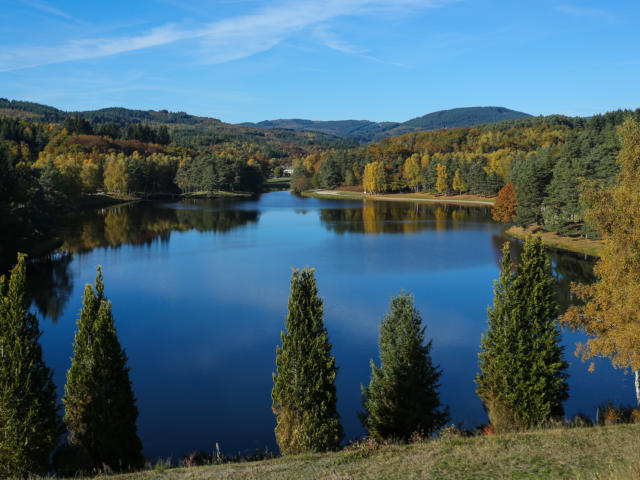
28 191 633 459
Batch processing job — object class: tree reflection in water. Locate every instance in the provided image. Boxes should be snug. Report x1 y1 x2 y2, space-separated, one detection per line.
23 200 260 322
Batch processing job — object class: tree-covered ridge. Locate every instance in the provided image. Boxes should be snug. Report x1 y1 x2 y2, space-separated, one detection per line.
0 98 356 150
402 107 531 129
293 109 639 237
0 98 65 121
241 107 531 143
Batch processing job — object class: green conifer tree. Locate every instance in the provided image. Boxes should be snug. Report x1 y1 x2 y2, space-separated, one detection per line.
272 268 343 454
476 238 569 432
514 151 555 226
63 267 143 471
0 253 62 477
360 292 448 441
476 243 519 429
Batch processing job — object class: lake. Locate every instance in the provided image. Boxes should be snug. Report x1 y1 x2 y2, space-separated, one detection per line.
26 190 632 459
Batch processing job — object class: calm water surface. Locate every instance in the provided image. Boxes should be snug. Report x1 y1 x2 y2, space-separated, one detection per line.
28 191 632 459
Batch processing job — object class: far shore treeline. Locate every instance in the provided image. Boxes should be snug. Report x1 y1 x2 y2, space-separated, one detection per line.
2 103 640 263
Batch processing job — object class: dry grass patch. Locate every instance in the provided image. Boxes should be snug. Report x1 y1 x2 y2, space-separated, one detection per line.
506 225 603 257
99 424 640 480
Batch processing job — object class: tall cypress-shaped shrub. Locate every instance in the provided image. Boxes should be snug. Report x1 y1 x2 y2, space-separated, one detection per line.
476 243 519 430
63 267 143 471
360 292 448 441
512 236 569 423
272 268 343 454
476 238 569 431
0 253 62 477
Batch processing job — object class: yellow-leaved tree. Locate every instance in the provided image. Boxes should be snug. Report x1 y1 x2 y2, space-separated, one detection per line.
103 154 129 194
559 116 640 406
452 168 467 195
402 154 421 192
436 164 449 195
363 161 387 194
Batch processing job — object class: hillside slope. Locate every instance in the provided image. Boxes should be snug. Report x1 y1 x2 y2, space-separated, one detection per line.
0 99 530 145
241 106 531 142
0 98 357 151
100 424 639 480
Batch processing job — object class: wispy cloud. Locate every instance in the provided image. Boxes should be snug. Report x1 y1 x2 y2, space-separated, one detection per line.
0 24 189 71
20 0 85 24
313 25 408 67
556 5 614 20
313 25 363 55
0 0 452 71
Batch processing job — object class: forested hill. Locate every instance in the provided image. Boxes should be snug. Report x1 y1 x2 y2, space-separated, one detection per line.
0 98 357 150
290 109 640 239
240 107 531 143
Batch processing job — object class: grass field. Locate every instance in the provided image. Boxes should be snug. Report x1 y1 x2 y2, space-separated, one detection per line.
505 225 603 258
265 177 292 191
180 190 254 199
96 424 640 480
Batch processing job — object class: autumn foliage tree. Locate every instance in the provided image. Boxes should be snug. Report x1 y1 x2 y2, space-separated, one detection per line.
403 154 422 192
492 182 517 223
436 163 449 195
560 117 640 406
363 161 387 194
452 168 468 194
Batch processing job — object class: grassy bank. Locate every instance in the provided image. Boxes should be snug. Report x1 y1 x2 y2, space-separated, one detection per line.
77 192 140 208
302 189 495 206
505 225 603 258
180 190 254 199
97 424 640 480
265 177 292 191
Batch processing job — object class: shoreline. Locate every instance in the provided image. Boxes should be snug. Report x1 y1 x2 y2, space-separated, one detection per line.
505 225 603 258
300 189 603 258
302 189 495 206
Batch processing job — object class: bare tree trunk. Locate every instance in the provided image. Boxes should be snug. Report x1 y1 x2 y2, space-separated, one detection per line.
635 369 640 408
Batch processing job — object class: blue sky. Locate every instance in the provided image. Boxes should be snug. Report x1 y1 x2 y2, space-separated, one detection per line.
0 0 638 123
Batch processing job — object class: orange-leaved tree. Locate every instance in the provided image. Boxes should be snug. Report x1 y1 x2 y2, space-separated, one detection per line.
559 116 640 407
491 182 516 223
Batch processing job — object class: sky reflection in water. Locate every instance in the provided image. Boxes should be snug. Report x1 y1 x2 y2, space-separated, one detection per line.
31 191 630 459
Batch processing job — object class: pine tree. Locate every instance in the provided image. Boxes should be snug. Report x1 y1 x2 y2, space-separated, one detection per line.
63 266 143 471
360 292 448 441
272 268 343 454
513 150 555 226
0 253 62 477
476 238 569 432
476 243 517 430
542 155 582 233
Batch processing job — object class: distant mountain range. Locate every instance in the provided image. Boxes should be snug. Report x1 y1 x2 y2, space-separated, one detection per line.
0 99 531 144
239 107 532 142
